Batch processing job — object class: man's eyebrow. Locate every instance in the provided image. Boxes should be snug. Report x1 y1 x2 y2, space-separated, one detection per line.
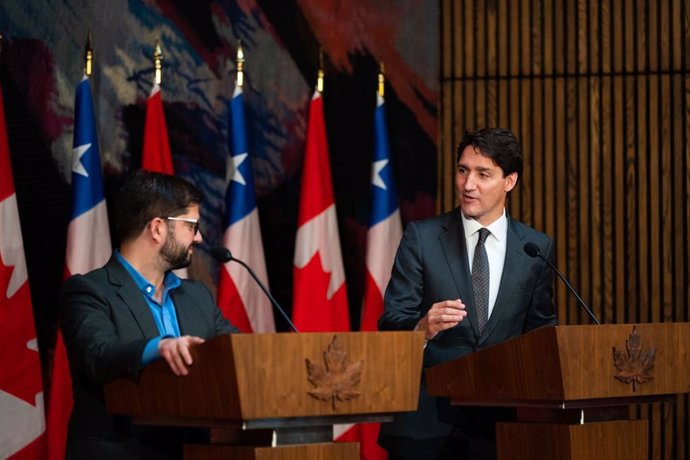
458 164 493 172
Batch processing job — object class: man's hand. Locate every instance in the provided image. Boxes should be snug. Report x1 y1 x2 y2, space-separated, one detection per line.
415 299 467 340
158 335 205 376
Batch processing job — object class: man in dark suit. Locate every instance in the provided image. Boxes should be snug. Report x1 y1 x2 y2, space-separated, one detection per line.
60 170 238 460
378 128 557 460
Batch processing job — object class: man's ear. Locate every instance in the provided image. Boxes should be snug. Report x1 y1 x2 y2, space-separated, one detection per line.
504 172 518 193
148 217 166 243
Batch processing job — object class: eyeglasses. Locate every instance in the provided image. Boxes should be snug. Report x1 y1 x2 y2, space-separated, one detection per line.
166 217 200 235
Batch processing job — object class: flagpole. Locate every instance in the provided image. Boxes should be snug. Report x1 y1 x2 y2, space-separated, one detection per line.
236 40 244 88
317 47 324 93
378 62 385 97
153 40 163 86
84 32 92 77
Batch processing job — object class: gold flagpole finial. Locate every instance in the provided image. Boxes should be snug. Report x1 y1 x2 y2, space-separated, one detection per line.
153 40 163 85
316 47 324 93
84 31 93 77
378 62 385 97
236 40 245 88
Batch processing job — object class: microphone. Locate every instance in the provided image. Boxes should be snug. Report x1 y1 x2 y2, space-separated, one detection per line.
210 246 299 333
523 242 600 325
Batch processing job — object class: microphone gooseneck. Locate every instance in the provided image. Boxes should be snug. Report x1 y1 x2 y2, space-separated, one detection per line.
523 242 600 325
211 246 299 332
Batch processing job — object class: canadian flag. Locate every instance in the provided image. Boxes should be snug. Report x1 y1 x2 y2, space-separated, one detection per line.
292 91 350 332
142 84 174 174
46 76 112 460
338 92 402 459
141 83 187 279
217 85 275 332
0 74 47 460
293 89 358 450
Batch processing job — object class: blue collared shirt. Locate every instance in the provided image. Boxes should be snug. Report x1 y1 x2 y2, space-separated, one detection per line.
115 251 182 366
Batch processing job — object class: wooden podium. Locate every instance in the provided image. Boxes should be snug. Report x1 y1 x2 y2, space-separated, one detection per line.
426 323 690 460
105 331 424 459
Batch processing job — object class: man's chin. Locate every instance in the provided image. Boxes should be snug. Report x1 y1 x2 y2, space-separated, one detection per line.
170 255 193 270
171 261 192 270
460 207 477 220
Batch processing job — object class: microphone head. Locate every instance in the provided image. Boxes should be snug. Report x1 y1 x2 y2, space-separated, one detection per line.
523 242 541 258
210 246 233 263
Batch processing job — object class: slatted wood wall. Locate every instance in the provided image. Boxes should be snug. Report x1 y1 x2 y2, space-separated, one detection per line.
439 0 689 458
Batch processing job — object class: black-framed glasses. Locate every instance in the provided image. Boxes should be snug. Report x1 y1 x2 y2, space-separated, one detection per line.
166 217 200 235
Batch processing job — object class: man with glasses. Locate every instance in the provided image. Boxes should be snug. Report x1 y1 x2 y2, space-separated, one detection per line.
60 169 238 459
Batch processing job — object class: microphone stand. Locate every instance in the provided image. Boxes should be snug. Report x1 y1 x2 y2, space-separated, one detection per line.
524 243 600 325
230 256 299 333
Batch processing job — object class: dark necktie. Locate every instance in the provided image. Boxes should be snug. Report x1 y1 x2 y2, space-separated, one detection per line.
472 228 491 334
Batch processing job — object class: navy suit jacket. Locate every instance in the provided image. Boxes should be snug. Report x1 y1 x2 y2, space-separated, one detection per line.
59 256 237 458
378 208 557 456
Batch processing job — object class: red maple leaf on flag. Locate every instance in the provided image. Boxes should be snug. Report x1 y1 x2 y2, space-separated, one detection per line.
293 251 350 332
0 252 43 406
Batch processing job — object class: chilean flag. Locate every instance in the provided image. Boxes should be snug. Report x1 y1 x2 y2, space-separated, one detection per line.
292 92 350 332
361 93 401 333
0 78 47 459
336 93 401 459
216 86 275 333
46 76 112 460
142 84 174 174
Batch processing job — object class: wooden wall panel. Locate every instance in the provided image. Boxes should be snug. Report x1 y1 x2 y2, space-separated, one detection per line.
439 0 690 457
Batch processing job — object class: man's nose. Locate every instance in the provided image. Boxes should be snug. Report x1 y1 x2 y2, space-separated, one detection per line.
464 172 477 189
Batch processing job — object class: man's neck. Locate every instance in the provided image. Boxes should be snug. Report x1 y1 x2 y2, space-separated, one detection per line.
119 245 166 291
460 208 507 228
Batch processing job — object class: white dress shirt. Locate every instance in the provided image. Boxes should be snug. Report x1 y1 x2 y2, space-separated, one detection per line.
461 210 508 319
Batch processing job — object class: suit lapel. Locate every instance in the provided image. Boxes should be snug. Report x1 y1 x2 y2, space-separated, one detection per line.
480 216 526 340
439 210 482 336
171 287 195 336
106 257 159 337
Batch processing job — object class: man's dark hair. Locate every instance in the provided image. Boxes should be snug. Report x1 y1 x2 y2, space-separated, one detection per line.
113 169 203 243
456 128 523 177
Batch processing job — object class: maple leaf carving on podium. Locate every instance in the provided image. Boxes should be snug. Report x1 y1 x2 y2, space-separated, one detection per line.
612 326 656 391
306 335 363 409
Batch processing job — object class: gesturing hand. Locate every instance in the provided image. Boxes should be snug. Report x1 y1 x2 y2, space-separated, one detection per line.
158 335 205 376
415 299 467 340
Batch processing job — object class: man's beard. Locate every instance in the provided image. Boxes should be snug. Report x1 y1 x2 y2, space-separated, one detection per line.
161 231 193 270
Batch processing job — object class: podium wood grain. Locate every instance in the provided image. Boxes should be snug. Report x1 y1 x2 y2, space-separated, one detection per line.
496 420 647 460
105 331 425 422
426 323 690 405
426 324 690 459
184 442 359 460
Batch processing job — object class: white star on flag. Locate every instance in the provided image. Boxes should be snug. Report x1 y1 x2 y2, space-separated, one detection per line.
372 158 388 190
72 143 91 177
230 152 248 186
